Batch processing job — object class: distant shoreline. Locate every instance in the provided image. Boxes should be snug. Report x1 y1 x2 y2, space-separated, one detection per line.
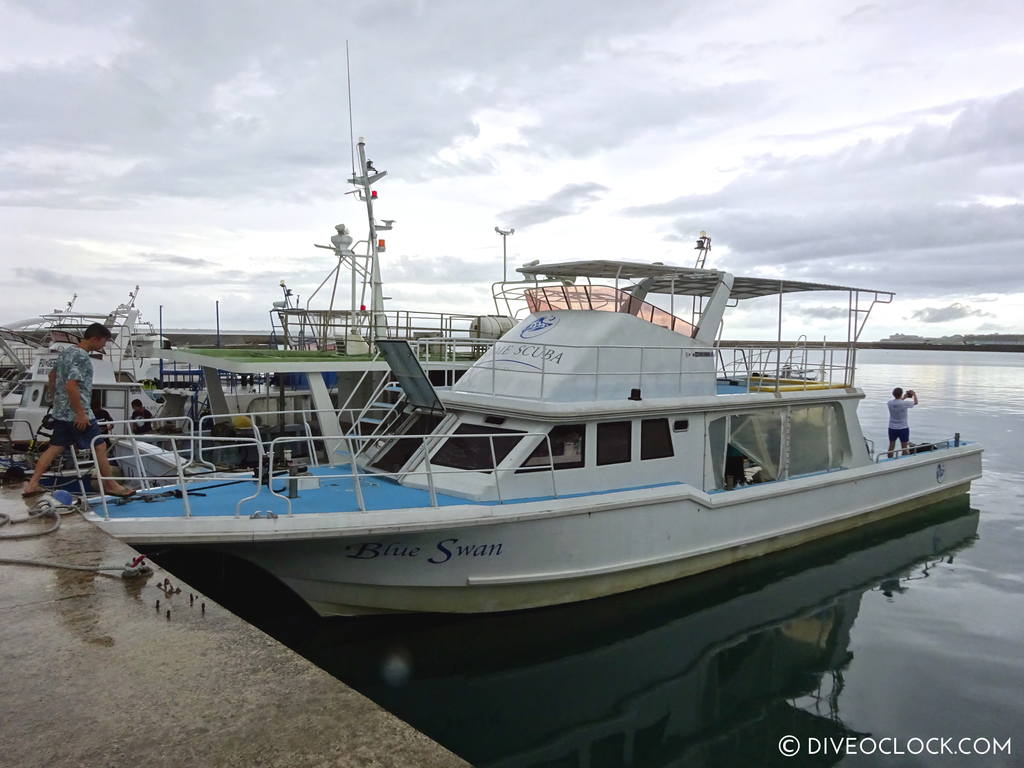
720 341 1024 353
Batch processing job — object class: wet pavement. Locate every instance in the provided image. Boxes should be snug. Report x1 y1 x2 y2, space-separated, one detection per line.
0 487 467 768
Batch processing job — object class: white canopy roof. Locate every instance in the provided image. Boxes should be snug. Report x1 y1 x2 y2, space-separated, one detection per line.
517 260 892 300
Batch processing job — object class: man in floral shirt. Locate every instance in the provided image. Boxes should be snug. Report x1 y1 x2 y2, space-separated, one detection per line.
23 323 135 498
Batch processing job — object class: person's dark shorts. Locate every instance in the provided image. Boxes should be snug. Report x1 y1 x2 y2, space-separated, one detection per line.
888 427 910 443
50 419 103 450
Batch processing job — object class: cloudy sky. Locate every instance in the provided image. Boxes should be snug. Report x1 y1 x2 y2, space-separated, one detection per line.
2 0 1022 341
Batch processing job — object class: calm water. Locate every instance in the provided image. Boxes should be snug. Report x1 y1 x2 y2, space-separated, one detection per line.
181 350 1024 767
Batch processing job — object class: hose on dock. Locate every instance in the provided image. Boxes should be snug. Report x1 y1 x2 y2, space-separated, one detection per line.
2 492 154 577
0 494 73 540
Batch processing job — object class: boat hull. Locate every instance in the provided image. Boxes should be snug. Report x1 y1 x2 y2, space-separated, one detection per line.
204 447 982 616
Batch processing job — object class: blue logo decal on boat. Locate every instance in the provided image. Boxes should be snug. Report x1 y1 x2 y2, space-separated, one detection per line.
936 463 945 483
520 315 558 339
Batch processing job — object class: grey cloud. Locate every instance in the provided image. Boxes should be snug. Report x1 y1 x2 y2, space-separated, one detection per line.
660 203 1024 297
14 266 78 288
621 87 1024 298
0 0 690 207
841 5 882 25
910 303 992 323
137 252 216 268
519 79 776 159
626 87 1024 220
793 306 849 320
499 182 609 228
383 254 503 285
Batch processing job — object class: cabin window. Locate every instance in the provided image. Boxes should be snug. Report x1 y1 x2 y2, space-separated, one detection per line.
708 417 726 488
371 413 443 473
728 409 783 482
673 419 689 432
518 424 586 472
641 419 674 460
431 423 525 472
597 421 632 465
107 389 126 410
788 404 849 476
31 388 40 403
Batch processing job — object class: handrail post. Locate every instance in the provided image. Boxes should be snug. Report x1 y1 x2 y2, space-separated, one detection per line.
680 347 685 396
266 438 294 516
348 437 366 511
128 428 149 491
303 417 319 467
488 435 503 505
546 434 558 498
423 435 438 507
170 437 192 517
85 438 109 519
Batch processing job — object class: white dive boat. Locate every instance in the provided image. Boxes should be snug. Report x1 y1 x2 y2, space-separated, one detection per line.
83 258 983 616
1 288 169 386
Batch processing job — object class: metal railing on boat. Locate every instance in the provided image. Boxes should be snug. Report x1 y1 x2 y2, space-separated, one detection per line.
873 434 963 462
86 428 560 520
450 340 856 400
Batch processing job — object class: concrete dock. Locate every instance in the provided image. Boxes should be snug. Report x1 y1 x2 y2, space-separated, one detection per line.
0 488 468 768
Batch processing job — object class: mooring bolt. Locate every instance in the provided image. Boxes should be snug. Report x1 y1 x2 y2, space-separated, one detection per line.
122 555 152 578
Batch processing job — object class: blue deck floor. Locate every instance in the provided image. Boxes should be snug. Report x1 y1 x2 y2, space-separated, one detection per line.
94 466 471 519
716 379 749 394
94 465 683 519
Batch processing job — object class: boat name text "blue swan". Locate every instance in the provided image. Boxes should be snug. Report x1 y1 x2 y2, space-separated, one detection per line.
344 539 504 564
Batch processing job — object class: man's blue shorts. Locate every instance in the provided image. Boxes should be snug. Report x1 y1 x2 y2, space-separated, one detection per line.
888 427 910 443
50 419 103 450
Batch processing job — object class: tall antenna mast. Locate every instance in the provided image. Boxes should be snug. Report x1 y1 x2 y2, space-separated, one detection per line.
346 41 356 178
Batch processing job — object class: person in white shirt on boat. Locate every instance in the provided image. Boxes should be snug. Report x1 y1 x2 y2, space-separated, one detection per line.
887 387 919 457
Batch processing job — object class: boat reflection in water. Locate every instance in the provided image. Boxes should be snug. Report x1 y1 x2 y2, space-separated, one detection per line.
168 497 979 767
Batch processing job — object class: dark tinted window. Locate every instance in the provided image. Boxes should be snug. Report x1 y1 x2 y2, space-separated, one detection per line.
431 423 524 472
641 419 674 460
372 413 444 473
518 424 586 472
597 421 631 465
673 419 689 432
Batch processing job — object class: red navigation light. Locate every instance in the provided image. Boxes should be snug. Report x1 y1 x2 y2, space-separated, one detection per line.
378 239 386 250
360 304 366 311
371 190 378 199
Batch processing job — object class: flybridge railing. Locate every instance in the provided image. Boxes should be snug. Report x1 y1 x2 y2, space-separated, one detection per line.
452 340 856 400
718 345 855 391
270 307 500 353
87 428 561 519
525 285 696 337
412 336 497 364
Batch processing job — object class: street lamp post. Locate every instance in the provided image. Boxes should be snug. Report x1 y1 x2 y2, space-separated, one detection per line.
494 226 515 282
